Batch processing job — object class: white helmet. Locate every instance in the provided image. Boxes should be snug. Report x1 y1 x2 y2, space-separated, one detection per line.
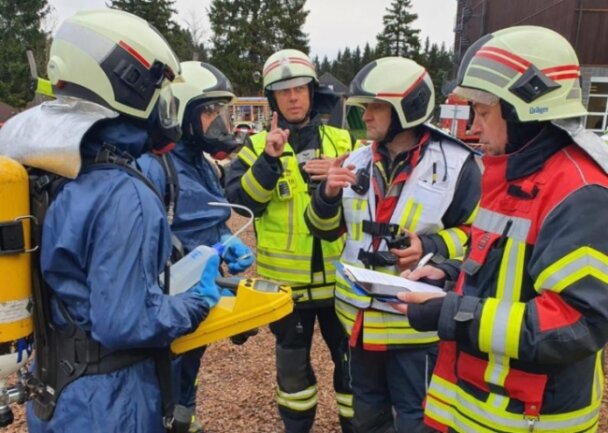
262 49 318 91
48 9 181 139
346 57 435 129
172 61 239 157
453 25 586 122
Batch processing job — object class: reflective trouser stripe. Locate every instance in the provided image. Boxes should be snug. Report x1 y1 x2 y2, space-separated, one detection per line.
437 227 467 258
277 384 318 412
426 375 601 432
336 392 354 418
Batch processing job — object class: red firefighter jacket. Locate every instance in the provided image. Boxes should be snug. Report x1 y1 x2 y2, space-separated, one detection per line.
426 126 608 433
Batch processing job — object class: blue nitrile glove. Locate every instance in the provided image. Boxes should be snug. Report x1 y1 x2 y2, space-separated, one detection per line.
219 234 255 274
191 253 221 308
220 288 235 297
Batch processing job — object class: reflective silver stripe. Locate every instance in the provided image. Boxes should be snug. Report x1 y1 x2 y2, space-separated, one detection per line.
307 204 341 231
292 285 334 301
242 170 273 203
428 377 601 431
498 238 524 300
257 247 313 261
485 353 509 395
536 252 608 292
475 208 531 242
257 261 310 276
467 66 510 87
55 21 115 63
439 227 466 258
286 198 294 250
335 283 371 309
237 146 257 166
470 56 518 79
402 200 421 232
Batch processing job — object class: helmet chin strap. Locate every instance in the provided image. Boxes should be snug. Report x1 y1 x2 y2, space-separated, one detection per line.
500 99 545 154
379 108 405 146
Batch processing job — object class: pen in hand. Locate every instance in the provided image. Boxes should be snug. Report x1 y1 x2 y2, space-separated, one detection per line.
414 253 434 271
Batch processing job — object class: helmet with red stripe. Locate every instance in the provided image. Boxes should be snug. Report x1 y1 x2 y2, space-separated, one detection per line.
47 9 182 145
262 49 318 91
454 25 586 122
346 57 435 130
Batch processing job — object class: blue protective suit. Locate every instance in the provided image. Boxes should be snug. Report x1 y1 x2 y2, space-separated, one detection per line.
138 141 232 411
27 120 210 433
138 141 232 252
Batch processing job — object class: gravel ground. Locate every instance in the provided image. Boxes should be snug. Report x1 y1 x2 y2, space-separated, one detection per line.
3 213 607 432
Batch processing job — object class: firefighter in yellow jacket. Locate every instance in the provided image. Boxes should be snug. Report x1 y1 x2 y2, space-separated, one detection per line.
225 49 354 433
305 57 481 433
394 26 608 433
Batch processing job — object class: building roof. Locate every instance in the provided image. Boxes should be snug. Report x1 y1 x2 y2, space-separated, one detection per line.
319 72 349 95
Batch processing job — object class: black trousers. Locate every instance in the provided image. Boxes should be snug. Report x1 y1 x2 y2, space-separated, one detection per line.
270 305 354 433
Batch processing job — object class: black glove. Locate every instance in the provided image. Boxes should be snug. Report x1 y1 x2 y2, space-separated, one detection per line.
230 328 259 345
407 297 445 332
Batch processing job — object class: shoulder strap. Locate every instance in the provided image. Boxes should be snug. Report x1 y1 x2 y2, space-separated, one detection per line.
149 153 180 225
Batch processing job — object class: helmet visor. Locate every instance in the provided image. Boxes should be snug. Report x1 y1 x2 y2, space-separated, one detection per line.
200 101 233 138
158 83 180 130
267 76 313 91
453 86 499 106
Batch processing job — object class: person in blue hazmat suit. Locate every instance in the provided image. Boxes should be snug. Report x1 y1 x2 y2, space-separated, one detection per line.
138 61 255 433
0 10 222 433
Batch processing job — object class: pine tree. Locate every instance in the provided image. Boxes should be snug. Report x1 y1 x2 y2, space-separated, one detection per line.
208 0 309 95
418 37 454 110
0 0 49 107
376 0 420 58
107 0 204 61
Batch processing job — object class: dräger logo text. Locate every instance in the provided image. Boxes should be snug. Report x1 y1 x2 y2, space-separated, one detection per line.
529 106 549 115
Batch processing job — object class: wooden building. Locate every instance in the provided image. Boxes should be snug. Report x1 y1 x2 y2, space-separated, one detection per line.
454 0 608 132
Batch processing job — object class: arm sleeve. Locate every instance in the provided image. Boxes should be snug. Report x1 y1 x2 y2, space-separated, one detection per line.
85 178 209 350
438 185 608 365
224 137 283 217
304 180 346 241
420 154 480 259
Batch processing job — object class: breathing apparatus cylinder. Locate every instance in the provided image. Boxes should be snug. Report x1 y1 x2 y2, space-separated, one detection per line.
0 156 34 425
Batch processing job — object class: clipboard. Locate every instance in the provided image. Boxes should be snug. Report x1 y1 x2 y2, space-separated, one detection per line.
340 263 444 299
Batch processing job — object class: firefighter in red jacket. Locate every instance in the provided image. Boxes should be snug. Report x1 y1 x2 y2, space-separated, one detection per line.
393 25 608 433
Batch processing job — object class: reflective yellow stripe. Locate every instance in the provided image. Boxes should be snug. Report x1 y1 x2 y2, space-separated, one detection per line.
465 203 479 225
479 298 524 359
399 198 423 232
427 375 601 432
351 198 366 241
237 146 257 166
336 392 354 418
437 227 467 258
535 246 608 293
496 238 526 301
292 285 334 302
592 350 604 403
306 203 342 231
479 298 499 354
277 385 318 412
241 169 273 203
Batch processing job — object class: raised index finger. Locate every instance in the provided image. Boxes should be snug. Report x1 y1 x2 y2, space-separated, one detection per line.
270 112 278 130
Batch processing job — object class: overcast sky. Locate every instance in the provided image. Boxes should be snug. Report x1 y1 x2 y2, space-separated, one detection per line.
46 0 457 60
